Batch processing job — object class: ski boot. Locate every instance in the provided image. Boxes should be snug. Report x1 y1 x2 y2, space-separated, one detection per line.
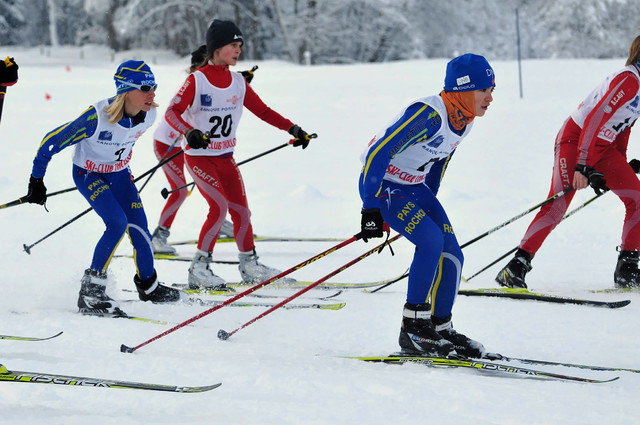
495 248 533 288
188 250 230 291
152 226 177 255
78 268 126 316
218 220 234 239
398 303 456 357
433 314 487 359
238 249 295 285
135 270 183 303
614 250 640 288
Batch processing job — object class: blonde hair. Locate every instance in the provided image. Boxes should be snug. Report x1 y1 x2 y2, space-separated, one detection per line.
625 34 640 66
103 93 158 124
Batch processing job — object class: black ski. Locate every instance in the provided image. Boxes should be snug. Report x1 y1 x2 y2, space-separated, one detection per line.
0 364 220 392
458 288 630 308
348 355 619 383
0 331 63 341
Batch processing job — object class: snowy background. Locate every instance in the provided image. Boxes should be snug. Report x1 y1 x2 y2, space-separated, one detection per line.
0 47 639 424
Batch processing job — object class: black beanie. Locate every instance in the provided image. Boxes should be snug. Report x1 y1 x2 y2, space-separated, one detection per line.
206 20 244 54
190 45 207 67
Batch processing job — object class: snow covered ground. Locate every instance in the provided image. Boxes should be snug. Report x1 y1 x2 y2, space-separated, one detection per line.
0 46 639 424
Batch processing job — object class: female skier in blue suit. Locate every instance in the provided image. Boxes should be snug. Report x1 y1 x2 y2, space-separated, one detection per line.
25 60 181 317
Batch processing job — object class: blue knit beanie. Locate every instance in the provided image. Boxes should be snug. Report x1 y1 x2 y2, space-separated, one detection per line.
443 54 495 92
113 60 156 94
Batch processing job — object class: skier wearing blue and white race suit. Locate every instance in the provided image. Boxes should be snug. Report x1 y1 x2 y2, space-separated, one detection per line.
25 60 181 317
358 54 495 358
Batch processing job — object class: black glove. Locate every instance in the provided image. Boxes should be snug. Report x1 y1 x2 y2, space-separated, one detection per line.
240 65 258 84
288 125 311 149
575 164 609 195
26 175 47 205
358 208 384 242
0 56 18 86
186 129 209 149
629 159 640 174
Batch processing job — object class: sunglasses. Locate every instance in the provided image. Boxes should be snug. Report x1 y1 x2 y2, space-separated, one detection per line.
121 81 158 92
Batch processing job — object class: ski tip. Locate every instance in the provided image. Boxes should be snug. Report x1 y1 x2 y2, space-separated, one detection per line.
120 344 136 353
217 329 231 340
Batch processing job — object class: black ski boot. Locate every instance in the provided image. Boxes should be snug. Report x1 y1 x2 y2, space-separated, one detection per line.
614 250 640 288
78 268 127 316
433 314 487 359
398 303 456 357
495 248 533 289
135 270 184 303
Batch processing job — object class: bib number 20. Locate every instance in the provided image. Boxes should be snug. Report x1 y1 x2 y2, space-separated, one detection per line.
208 114 233 138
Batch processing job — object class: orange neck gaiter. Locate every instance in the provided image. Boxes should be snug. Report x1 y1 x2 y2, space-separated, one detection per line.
440 90 475 131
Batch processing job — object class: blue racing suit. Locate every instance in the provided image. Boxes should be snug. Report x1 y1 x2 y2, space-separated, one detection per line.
31 99 156 279
359 94 472 319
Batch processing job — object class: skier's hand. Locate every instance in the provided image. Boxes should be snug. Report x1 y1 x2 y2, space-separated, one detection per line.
0 56 18 86
629 158 640 174
186 129 209 149
288 125 313 149
240 65 258 84
357 208 384 242
575 164 608 195
25 175 47 205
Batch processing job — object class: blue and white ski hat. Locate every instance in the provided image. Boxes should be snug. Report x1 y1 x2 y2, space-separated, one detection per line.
113 60 156 94
443 53 495 92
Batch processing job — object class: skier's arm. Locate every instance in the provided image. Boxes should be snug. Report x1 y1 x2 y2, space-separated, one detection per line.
31 105 98 178
578 72 639 167
243 82 294 131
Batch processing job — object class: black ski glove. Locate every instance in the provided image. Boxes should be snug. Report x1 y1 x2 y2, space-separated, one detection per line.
240 65 258 84
288 125 312 149
629 158 640 174
26 175 47 205
358 208 384 242
186 129 209 149
0 56 18 86
575 164 609 195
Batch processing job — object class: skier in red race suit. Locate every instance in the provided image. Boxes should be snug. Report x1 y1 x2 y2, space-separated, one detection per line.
496 34 640 289
165 19 314 290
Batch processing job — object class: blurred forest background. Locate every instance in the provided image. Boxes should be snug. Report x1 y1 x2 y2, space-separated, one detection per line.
1 0 639 64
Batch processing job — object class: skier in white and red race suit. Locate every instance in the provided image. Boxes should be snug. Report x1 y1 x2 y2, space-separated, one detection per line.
496 34 640 290
165 19 314 290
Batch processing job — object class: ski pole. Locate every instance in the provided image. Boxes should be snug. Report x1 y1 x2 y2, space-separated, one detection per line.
0 196 27 209
368 188 578 292
21 150 185 253
217 233 402 340
459 187 574 249
121 233 359 354
2 148 185 211
465 191 604 282
160 134 317 199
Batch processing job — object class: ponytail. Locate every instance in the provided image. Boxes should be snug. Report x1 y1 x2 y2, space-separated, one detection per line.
625 34 640 66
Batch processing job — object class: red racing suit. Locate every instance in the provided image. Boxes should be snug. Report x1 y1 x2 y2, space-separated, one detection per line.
520 64 640 254
165 64 293 253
